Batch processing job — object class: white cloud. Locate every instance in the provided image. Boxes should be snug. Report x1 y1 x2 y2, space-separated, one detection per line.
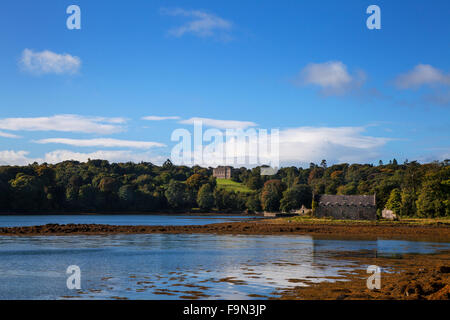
179 117 257 129
34 138 166 149
297 61 366 95
142 116 181 121
0 149 167 166
43 150 165 165
276 126 388 165
161 8 232 39
197 126 389 167
395 64 450 89
0 150 39 166
0 115 126 134
0 131 21 138
19 49 81 75
0 126 389 167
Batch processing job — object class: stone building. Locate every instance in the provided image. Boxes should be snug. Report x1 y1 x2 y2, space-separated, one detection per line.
213 166 233 179
314 194 377 220
294 205 312 216
382 208 398 220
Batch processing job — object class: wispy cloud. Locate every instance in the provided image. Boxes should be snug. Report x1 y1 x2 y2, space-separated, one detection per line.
394 64 450 89
161 8 232 40
43 150 166 164
19 49 81 75
0 149 166 166
179 117 257 129
423 90 450 107
142 116 181 121
393 65 450 107
0 131 21 138
0 115 126 134
295 61 366 95
45 150 165 164
34 138 165 149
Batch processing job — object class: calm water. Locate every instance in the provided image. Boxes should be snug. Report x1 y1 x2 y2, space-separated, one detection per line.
0 232 449 300
0 214 261 228
0 215 449 300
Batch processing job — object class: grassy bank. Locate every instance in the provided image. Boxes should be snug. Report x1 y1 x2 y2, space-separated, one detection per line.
280 216 450 226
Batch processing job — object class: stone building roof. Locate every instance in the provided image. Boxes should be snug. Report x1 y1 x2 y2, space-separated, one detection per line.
318 194 376 207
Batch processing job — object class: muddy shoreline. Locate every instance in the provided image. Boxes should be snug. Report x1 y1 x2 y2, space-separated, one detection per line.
1 220 449 241
275 250 450 300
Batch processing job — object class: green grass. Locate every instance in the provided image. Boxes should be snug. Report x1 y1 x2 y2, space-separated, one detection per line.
281 215 450 226
216 178 255 194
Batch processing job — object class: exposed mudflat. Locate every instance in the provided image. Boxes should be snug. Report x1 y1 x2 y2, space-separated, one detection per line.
0 220 449 241
276 250 450 300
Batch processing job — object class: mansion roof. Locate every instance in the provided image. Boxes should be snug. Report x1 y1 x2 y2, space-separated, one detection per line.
318 194 376 207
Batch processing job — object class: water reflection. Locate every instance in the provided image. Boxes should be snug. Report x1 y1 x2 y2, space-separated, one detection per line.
0 234 448 300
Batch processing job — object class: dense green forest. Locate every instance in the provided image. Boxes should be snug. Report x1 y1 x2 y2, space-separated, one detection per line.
0 158 448 218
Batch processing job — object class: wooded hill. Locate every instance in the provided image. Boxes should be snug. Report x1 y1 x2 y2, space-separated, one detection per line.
0 158 448 218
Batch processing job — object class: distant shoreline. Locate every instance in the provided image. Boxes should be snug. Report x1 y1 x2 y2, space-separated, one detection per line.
1 219 449 241
0 211 261 216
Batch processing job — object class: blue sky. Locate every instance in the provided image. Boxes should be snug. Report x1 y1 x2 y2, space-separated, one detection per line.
0 0 449 167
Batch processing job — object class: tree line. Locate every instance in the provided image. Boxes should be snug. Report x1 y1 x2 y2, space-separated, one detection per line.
0 158 448 218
